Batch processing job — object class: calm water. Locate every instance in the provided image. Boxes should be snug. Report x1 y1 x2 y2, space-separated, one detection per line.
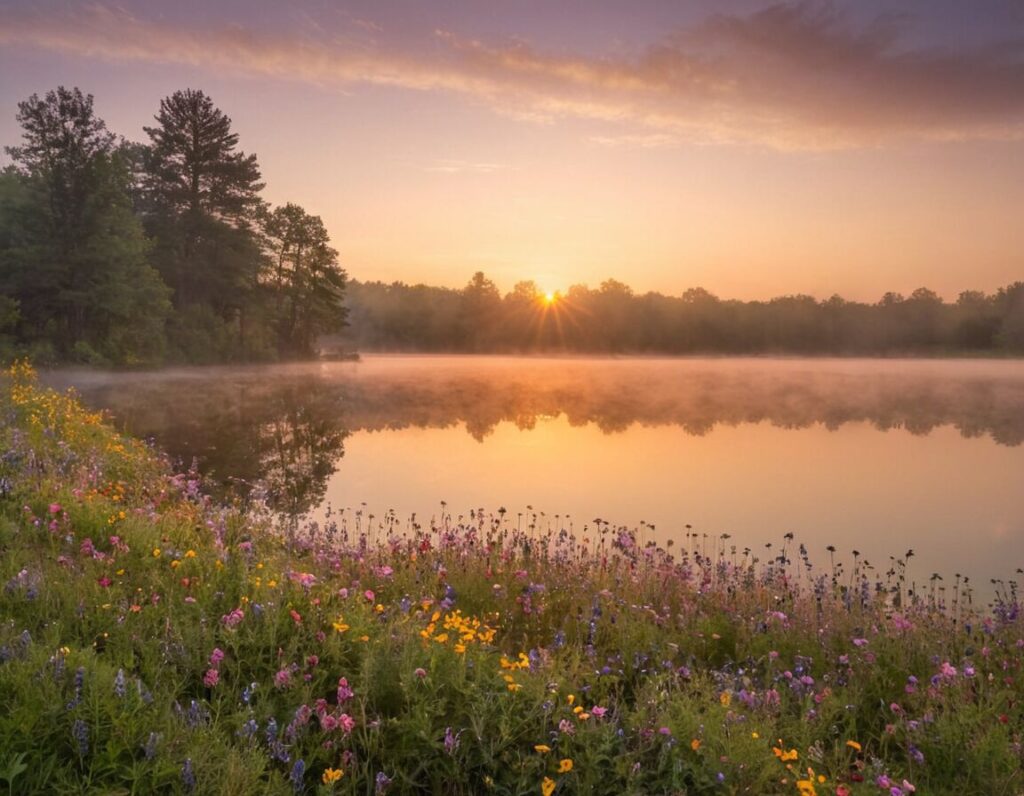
44 356 1024 587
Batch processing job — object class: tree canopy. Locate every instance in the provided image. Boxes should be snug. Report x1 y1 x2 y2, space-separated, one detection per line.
0 86 347 365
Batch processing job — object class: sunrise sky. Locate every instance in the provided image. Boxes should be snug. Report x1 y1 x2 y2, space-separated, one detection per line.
1 0 1023 300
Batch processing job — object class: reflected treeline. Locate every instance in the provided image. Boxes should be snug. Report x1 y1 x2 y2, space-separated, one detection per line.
43 358 1024 510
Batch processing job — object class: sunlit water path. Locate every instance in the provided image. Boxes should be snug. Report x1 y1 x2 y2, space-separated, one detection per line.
44 356 1024 589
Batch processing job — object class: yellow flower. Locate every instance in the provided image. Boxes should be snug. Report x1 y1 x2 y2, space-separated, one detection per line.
332 619 350 633
170 560 180 569
845 740 861 752
185 549 196 558
152 548 161 558
322 767 344 784
566 694 575 705
719 691 731 707
690 739 701 751
534 744 551 753
541 777 556 796
773 747 799 762
751 731 760 739
558 759 573 773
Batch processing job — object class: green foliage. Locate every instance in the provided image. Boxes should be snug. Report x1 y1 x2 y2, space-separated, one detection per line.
0 86 348 366
346 277 1024 354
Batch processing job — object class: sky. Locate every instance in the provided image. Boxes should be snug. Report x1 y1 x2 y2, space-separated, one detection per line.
1 0 1023 301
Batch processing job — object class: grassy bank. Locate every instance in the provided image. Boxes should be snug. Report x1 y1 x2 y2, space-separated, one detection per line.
1 363 1022 795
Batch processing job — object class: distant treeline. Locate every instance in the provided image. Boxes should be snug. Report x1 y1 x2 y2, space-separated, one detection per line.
345 275 1024 354
0 87 347 365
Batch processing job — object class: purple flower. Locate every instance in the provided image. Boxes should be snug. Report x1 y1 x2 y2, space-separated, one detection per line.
72 719 89 756
182 758 195 792
290 759 305 792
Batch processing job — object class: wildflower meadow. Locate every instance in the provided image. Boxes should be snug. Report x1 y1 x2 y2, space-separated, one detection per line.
1 362 1022 795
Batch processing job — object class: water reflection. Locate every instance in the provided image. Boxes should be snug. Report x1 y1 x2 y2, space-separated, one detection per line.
44 356 1024 517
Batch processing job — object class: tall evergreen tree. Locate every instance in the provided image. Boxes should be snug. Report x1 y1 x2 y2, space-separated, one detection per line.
142 89 264 324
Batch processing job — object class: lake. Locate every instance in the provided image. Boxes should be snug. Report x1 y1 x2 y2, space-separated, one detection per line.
44 356 1024 592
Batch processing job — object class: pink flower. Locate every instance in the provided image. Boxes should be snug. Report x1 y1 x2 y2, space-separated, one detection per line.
221 608 245 628
289 609 303 625
339 713 356 734
414 667 427 680
337 677 354 703
48 503 62 515
203 669 220 687
209 648 225 667
363 590 375 602
320 714 338 731
97 576 112 588
275 669 292 689
591 706 608 718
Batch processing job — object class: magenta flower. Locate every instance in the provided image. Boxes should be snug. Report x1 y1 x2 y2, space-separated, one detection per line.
209 648 225 667
203 669 219 687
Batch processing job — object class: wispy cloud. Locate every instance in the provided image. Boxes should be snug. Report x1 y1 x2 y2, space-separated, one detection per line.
424 160 514 174
2 2 1023 148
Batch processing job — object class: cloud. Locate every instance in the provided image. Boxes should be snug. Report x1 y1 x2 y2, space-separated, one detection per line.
424 160 513 174
2 2 1023 148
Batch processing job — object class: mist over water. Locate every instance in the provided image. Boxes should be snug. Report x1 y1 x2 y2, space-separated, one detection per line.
44 356 1024 589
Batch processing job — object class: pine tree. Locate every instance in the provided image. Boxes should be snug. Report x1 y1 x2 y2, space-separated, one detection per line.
142 89 265 317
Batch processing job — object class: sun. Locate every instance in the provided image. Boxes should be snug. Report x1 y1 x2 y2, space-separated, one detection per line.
543 291 556 305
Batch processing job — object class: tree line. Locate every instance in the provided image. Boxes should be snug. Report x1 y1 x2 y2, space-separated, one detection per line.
0 87 347 365
2 87 1022 363
346 275 1024 354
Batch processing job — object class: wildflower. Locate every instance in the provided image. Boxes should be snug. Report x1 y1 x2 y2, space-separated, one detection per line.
591 705 608 718
375 772 393 794
323 768 344 784
203 669 219 688
113 668 126 699
332 618 350 633
444 726 461 755
414 667 427 679
535 744 551 753
337 677 354 702
209 648 225 667
773 746 798 762
558 758 573 773
339 714 356 734
274 668 292 689
541 776 556 796
846 740 861 752
152 548 161 558
143 732 161 760
289 760 305 791
690 738 701 751
182 758 195 792
719 691 731 707
72 718 89 756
